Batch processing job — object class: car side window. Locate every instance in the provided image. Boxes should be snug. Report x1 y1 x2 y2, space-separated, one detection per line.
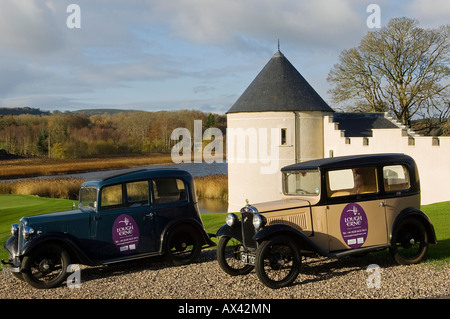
126 181 149 206
152 178 187 205
383 165 410 192
101 184 123 209
327 167 378 197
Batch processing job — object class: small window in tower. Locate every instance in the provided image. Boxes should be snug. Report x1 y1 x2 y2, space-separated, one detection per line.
281 128 287 145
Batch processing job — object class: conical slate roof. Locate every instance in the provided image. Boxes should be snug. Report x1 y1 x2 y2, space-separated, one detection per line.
227 50 334 114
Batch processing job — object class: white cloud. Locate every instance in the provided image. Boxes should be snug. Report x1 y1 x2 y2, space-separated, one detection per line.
0 1 67 57
409 0 450 26
0 0 445 113
150 0 363 50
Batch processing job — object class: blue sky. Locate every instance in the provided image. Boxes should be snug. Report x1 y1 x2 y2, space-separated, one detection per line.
0 0 448 114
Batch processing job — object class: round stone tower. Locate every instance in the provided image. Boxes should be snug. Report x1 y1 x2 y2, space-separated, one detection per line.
226 50 334 211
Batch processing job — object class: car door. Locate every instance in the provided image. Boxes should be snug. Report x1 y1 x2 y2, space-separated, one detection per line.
326 167 388 251
90 180 157 261
382 164 420 231
150 177 191 234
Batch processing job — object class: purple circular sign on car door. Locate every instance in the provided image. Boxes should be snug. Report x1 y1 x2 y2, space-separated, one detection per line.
340 203 368 249
112 214 140 254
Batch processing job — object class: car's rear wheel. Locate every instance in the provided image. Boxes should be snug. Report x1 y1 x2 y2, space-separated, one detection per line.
255 235 301 289
217 236 254 276
165 225 202 265
22 243 70 289
390 218 429 265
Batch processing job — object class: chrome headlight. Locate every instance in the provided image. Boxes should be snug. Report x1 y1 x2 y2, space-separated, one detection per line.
226 213 238 227
253 214 266 230
11 224 19 237
22 226 35 240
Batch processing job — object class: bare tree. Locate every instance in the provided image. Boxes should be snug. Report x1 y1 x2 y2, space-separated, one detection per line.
327 17 449 126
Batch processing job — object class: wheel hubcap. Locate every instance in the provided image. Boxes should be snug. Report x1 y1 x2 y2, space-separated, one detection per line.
39 260 51 272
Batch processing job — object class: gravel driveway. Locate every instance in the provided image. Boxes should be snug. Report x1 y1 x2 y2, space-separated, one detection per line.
1 249 448 300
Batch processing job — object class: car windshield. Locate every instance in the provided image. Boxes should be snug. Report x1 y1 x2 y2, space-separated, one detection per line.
283 170 320 196
79 187 98 210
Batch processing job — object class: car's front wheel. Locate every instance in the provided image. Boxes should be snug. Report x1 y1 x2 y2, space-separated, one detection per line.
255 235 301 289
217 236 254 276
389 218 429 265
21 243 71 289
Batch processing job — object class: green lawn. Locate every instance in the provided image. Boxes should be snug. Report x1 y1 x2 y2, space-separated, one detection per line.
0 195 448 267
420 201 450 264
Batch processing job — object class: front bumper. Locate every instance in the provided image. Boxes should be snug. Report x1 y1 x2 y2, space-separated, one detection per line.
2 236 21 272
1 258 20 272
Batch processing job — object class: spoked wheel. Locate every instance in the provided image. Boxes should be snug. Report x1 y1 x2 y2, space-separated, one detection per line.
255 235 301 289
165 226 202 265
390 218 429 265
217 236 254 276
22 243 71 289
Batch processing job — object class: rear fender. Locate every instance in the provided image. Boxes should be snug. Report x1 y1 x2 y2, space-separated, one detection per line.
391 208 437 244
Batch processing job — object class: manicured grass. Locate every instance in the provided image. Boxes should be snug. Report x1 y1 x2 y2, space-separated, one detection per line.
0 195 448 267
0 195 75 253
420 201 450 264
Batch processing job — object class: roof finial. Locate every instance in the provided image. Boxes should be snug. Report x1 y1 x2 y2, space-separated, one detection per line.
277 39 280 51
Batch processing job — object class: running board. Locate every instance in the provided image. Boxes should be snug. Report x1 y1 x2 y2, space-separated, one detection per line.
327 244 390 258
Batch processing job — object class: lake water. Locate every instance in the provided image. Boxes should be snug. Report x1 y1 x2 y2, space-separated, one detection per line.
34 162 229 214
40 162 228 180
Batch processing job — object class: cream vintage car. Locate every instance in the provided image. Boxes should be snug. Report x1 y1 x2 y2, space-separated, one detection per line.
216 154 437 289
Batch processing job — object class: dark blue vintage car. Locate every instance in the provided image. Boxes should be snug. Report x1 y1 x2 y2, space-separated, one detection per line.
2 169 215 289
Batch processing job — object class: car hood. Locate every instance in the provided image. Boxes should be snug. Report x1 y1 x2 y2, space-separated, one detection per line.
252 198 311 213
19 209 90 237
21 209 85 225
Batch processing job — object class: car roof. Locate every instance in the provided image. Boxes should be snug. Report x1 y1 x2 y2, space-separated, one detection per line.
81 168 193 188
281 153 415 171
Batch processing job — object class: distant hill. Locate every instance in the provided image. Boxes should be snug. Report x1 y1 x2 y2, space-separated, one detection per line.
0 107 50 116
72 109 140 116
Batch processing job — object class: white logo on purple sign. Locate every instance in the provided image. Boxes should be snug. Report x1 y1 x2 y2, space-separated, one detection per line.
112 214 140 254
340 203 368 249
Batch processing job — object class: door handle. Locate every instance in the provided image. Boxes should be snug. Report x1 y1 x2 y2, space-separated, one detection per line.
146 212 155 220
379 201 386 207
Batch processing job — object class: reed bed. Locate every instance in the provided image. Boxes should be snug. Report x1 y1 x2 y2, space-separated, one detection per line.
0 178 84 200
194 174 228 201
0 154 173 179
0 175 228 201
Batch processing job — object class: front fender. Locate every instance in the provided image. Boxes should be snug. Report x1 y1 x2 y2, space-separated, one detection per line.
254 224 328 256
21 233 94 266
216 222 242 242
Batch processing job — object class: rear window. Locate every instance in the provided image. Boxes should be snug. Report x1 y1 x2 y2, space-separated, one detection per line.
383 165 410 192
152 178 187 205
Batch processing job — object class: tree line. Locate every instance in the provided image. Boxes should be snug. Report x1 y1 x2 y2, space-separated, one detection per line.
0 110 226 158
